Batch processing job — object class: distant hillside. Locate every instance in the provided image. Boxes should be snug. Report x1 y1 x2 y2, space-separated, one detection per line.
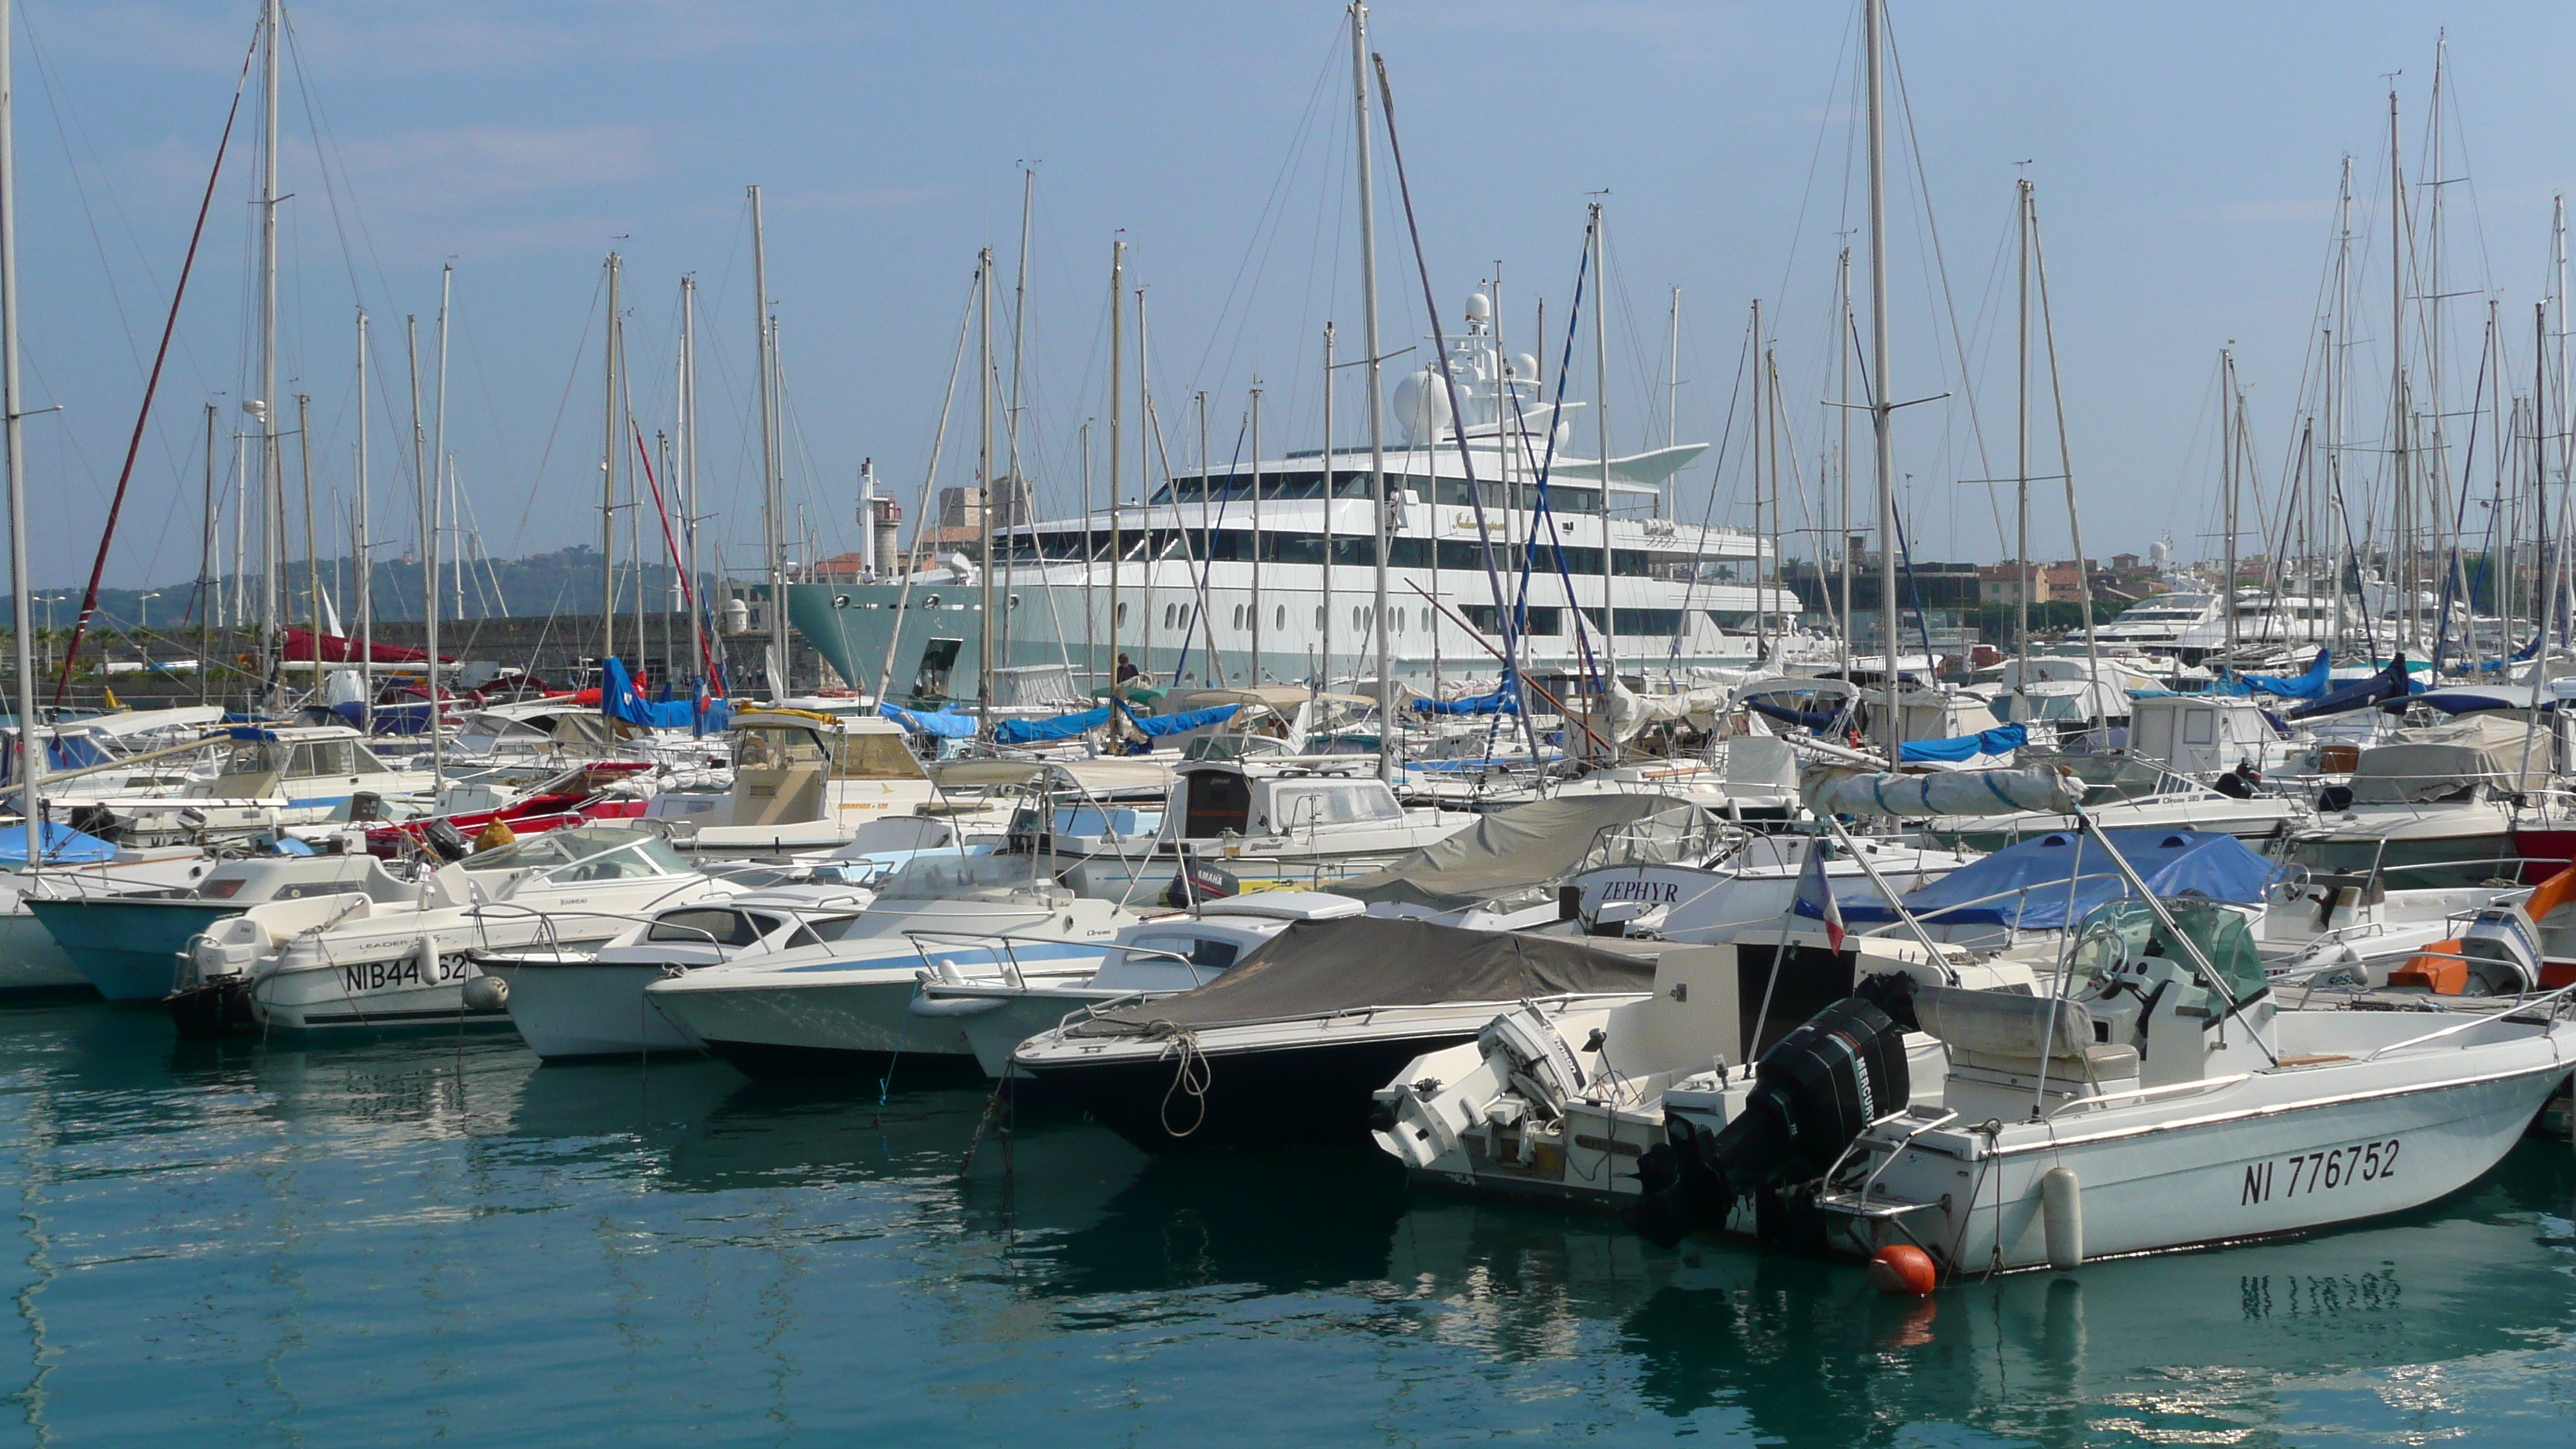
5 549 726 632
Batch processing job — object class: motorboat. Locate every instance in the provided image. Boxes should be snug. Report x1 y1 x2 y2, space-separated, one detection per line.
358 760 658 859
478 885 877 1060
1060 757 1478 905
83 724 437 838
644 710 937 857
1577 829 1975 944
1370 930 2040 1211
23 848 420 1000
176 823 732 1033
1007 914 1660 1151
2093 591 2224 657
2280 717 2545 889
1800 896 2576 1273
1336 791 1731 931
1921 752 2297 852
0 823 224 992
1841 826 2281 954
910 891 1364 1077
639 851 1142 1077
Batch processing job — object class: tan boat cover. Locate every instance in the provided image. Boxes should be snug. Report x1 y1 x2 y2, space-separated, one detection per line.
2349 715 2554 803
1333 793 1718 913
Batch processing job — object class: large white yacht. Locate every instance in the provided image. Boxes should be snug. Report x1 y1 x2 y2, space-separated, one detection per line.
2093 591 2222 656
784 299 1789 701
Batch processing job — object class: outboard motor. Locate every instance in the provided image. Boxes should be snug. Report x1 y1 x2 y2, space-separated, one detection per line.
67 803 122 846
421 818 473 863
1633 996 1910 1247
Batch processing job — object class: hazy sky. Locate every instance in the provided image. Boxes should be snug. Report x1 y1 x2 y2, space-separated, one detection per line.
16 0 2576 594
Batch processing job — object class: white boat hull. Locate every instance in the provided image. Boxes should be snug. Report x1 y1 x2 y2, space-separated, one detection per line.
500 961 707 1060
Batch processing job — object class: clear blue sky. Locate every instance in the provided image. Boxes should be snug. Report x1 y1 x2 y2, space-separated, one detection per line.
15 0 2576 593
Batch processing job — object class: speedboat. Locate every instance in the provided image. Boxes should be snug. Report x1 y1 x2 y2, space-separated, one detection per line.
644 711 937 857
83 724 436 838
1921 752 2297 853
1059 758 1477 904
1799 896 2576 1272
2281 718 2541 889
911 891 1363 1077
640 851 1142 1077
1370 928 2023 1211
479 885 876 1060
24 848 419 1000
177 823 732 1033
1577 829 1973 943
1007 914 1659 1151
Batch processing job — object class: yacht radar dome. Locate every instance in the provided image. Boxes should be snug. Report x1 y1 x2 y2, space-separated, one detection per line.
1464 292 1492 325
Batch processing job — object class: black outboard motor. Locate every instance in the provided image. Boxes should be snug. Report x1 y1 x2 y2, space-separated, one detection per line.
422 818 473 862
67 803 122 846
1633 995 1911 1247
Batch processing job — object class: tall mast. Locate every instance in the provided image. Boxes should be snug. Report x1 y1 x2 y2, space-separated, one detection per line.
2014 179 2032 711
1592 203 1615 690
1667 286 1681 451
1750 298 1766 658
408 316 439 791
2329 157 2352 654
1866 0 1899 755
433 264 453 622
1242 384 1252 675
2223 348 2239 661
2389 87 2410 653
1351 0 1392 782
977 246 995 730
1107 238 1123 691
200 402 216 704
1321 323 1334 685
2 0 41 866
680 276 702 702
1079 417 1093 677
355 310 371 728
256 0 280 683
1005 167 1032 677
1136 288 1155 673
1837 247 1853 677
600 251 620 675
750 184 784 698
296 393 314 644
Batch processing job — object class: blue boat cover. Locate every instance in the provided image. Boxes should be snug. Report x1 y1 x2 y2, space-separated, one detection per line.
1745 697 1851 732
995 705 1111 745
879 701 978 738
601 656 731 733
2239 648 2331 700
1843 827 2280 930
2289 656 2418 720
1414 684 1519 715
0 820 116 865
1898 721 2027 763
1120 702 1239 738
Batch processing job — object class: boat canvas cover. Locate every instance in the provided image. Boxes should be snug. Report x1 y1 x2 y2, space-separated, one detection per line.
1802 764 2082 819
994 705 1112 745
878 701 978 739
0 820 115 866
1335 793 1712 913
599 656 730 733
2349 714 2551 803
1845 827 2280 930
1898 721 2028 764
1064 915 1655 1037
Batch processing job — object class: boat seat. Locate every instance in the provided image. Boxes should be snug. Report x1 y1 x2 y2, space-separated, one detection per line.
1912 985 2139 1088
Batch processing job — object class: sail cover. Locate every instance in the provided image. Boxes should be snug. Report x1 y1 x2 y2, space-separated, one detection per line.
1898 721 2028 764
1064 914 1655 1037
1334 793 1715 913
1803 763 2083 819
1841 827 2281 930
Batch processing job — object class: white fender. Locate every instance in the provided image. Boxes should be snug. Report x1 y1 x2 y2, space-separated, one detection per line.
2041 1166 2084 1270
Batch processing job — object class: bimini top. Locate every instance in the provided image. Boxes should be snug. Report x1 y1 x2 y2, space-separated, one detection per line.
1844 827 2280 931
1064 914 1655 1036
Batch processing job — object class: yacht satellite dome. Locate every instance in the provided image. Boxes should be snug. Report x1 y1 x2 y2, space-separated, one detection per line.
1390 368 1451 444
1512 351 1537 379
1464 292 1492 324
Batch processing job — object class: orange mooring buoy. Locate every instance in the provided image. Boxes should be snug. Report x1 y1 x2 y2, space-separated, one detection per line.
1869 1244 1937 1296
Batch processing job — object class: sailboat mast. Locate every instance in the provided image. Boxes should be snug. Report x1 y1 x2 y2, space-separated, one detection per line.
200 402 216 704
433 264 453 622
680 276 701 700
749 186 784 699
256 0 281 678
1004 168 1033 675
1250 384 1264 679
1107 238 1123 693
978 246 995 730
601 252 620 675
2223 348 2239 661
1592 204 1614 690
1321 323 1334 684
1838 248 1853 678
1865 0 1899 757
2015 178 2032 709
1 0 40 865
2389 88 2410 654
411 313 440 792
355 310 371 727
1750 299 1766 658
1351 0 1392 782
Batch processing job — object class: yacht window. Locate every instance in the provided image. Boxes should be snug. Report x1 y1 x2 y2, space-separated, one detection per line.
1232 605 1245 631
1115 602 1129 629
307 739 358 776
648 909 766 947
350 742 390 774
1125 933 1240 971
1275 605 1286 631
1271 780 1401 827
834 731 927 782
222 741 282 776
1315 606 1325 629
550 844 666 883
2183 707 2215 746
803 915 872 942
737 728 828 772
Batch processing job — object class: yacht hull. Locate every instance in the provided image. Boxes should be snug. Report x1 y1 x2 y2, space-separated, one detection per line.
1019 1028 1485 1152
23 897 245 1001
497 961 705 1060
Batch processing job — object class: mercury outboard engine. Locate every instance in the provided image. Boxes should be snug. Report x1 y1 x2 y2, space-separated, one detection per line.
421 818 473 863
1632 995 1910 1247
67 803 122 846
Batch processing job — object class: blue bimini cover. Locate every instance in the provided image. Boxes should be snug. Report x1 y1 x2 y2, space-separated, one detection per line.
1845 827 2280 930
1120 702 1239 739
0 820 117 866
879 701 978 739
601 656 731 732
1898 721 2027 764
995 705 1112 745
2240 648 2332 701
1414 685 1519 716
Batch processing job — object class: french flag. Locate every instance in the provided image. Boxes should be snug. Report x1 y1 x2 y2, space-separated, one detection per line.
1791 838 1846 952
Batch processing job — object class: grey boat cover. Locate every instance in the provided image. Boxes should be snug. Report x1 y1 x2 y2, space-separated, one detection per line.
1065 915 1656 1037
1333 793 1716 913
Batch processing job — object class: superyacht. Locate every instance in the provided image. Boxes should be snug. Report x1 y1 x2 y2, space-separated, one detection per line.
784 299 1786 702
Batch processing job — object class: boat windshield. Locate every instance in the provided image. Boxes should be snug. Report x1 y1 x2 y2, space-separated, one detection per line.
2067 897 2266 1003
2049 755 2173 805
460 824 687 877
878 852 1044 899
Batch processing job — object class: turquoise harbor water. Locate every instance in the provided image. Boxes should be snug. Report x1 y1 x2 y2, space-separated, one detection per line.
0 1002 2567 1446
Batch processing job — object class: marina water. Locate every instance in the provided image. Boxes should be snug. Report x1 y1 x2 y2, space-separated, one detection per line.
0 1001 2568 1446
